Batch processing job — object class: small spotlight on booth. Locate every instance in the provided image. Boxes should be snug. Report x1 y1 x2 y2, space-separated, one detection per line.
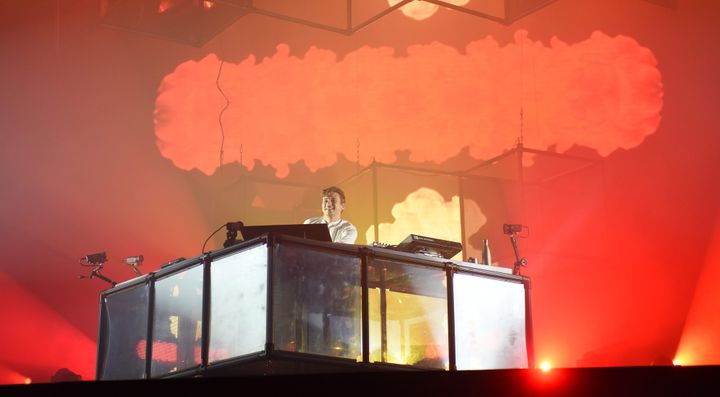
78 251 117 287
503 224 529 275
123 255 144 276
81 251 107 265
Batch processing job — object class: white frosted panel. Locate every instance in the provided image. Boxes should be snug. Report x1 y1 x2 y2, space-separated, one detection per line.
453 274 528 370
209 243 268 362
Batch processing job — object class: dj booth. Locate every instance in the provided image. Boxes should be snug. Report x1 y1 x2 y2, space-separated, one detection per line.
96 232 532 380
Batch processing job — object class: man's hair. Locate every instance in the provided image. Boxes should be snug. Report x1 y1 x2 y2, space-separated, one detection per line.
322 186 346 203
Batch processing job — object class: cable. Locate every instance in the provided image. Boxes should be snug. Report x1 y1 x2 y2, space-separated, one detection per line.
216 59 230 168
202 223 228 254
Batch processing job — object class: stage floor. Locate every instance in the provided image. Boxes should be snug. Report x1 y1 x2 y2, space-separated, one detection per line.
2 366 717 396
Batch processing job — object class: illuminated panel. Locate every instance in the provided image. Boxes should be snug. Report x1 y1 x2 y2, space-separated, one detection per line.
151 265 203 377
155 31 662 177
368 258 448 369
453 273 528 370
208 243 268 363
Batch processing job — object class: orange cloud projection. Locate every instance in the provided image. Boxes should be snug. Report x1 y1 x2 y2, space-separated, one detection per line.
365 187 485 256
154 30 663 177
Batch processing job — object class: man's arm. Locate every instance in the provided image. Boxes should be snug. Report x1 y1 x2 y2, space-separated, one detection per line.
335 222 358 244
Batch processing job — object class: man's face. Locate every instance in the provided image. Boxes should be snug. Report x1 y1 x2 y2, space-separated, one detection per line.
322 192 345 220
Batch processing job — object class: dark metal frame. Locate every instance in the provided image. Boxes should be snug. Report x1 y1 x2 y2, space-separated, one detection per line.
214 0 558 36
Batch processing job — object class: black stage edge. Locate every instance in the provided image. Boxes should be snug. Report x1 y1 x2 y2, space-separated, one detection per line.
2 366 718 396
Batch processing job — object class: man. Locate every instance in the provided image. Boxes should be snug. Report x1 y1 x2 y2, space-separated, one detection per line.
304 186 358 244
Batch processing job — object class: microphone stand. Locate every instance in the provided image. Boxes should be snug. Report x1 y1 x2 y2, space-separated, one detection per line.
509 232 528 276
89 265 117 287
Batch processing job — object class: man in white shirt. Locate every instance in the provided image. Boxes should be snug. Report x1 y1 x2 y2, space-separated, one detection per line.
304 186 358 244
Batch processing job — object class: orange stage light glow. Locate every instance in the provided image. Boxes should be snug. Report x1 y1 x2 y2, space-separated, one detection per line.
155 31 662 177
158 0 173 13
388 0 470 21
0 272 96 382
675 212 720 365
0 364 28 386
539 360 552 372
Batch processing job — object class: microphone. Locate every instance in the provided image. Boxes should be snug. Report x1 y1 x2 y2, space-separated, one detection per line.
81 252 107 264
123 255 144 266
223 221 244 248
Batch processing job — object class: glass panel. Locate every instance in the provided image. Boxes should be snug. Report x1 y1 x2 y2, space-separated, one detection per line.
209 243 269 362
97 284 149 380
368 258 448 369
151 264 204 377
273 242 362 360
374 167 463 260
202 177 322 249
453 273 528 370
338 165 462 254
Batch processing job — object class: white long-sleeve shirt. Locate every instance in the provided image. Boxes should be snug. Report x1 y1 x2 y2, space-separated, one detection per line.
303 217 358 244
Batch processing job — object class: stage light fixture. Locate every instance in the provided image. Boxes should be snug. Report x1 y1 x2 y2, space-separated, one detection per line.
100 0 250 47
394 0 556 24
99 0 561 46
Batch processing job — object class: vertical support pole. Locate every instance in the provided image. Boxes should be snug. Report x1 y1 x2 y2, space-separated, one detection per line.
96 298 105 380
361 249 370 364
524 277 535 369
346 0 352 31
266 235 275 354
372 161 380 243
200 254 212 368
380 264 387 362
458 175 467 261
445 266 457 371
145 277 155 379
517 143 526 223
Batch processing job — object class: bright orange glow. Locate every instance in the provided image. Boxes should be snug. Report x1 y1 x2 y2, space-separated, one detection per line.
155 31 662 177
676 212 720 365
0 272 96 381
539 360 552 372
0 364 28 385
389 0 470 21
24 378 32 385
158 0 173 13
203 1 215 10
389 0 438 20
672 359 682 366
